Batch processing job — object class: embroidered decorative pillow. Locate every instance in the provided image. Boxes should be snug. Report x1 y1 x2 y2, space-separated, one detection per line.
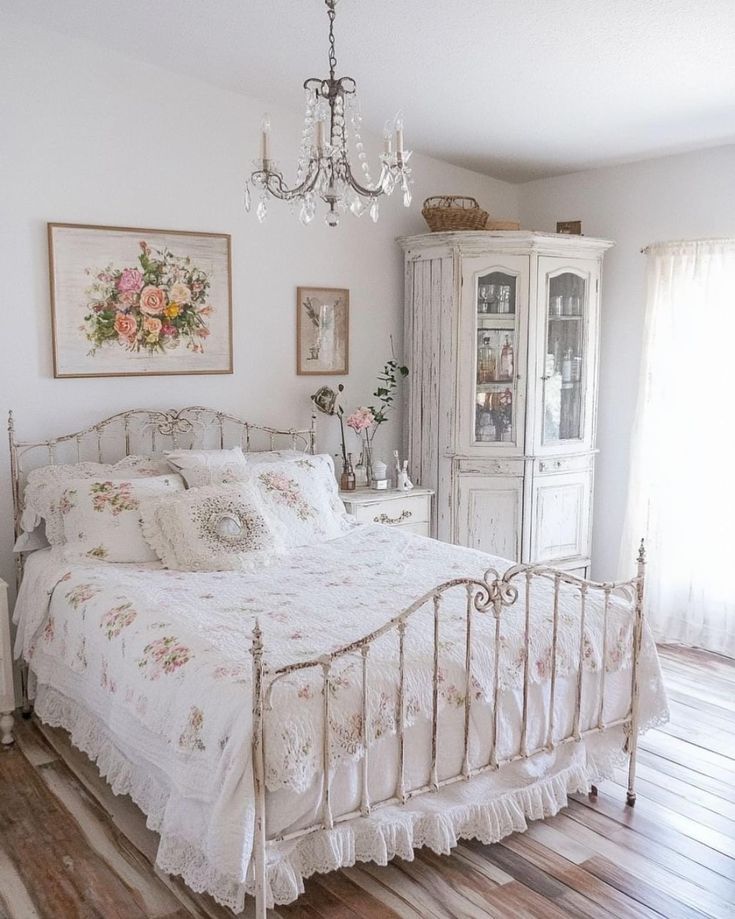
18 455 177 550
165 446 249 488
250 454 352 548
140 483 283 571
54 475 184 563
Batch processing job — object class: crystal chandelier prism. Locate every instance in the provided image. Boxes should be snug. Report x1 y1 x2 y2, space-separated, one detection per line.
244 0 413 227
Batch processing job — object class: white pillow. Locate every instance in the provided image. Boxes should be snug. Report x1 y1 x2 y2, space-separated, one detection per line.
250 454 351 548
244 449 307 466
55 475 184 562
165 446 249 488
140 482 283 571
18 454 174 550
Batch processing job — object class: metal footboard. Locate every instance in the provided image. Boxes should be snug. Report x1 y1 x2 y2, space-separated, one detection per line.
250 543 647 915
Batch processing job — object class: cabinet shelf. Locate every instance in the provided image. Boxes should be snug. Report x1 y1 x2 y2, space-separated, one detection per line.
478 314 516 330
476 381 515 391
548 314 582 321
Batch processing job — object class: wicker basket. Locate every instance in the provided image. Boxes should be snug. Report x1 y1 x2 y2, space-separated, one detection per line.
422 196 489 232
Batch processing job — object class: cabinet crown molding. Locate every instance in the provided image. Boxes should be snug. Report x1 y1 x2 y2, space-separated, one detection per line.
398 230 614 258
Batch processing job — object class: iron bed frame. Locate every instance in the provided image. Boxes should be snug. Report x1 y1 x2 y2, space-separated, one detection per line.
7 407 646 918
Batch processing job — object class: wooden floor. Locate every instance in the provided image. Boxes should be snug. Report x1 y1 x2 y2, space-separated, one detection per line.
1 645 733 919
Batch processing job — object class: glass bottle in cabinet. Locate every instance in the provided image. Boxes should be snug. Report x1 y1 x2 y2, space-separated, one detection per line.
543 272 587 443
475 270 517 443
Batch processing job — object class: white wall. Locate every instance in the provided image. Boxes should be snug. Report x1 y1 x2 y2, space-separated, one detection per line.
0 15 518 593
518 145 735 578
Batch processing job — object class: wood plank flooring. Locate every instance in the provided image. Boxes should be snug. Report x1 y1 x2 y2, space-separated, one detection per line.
0 645 733 918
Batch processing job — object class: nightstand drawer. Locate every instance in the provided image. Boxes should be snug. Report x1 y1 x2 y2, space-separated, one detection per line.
339 488 434 531
350 494 430 526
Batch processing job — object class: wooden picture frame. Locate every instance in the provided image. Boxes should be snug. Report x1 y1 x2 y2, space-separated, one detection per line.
556 220 583 236
48 223 233 378
296 286 349 375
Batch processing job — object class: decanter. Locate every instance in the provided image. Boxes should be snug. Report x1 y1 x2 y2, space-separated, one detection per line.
499 335 514 381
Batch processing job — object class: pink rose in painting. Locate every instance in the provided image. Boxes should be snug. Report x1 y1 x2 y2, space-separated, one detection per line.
114 312 137 342
117 268 143 293
143 316 162 334
139 285 167 315
161 323 177 336
118 290 138 308
346 407 375 434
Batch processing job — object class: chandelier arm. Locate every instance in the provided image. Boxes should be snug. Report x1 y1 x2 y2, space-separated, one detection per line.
254 162 322 201
345 163 388 199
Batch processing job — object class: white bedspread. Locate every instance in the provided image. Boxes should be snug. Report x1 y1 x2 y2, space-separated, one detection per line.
14 525 668 909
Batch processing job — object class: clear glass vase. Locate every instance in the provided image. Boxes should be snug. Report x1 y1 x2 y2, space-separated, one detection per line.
363 435 374 487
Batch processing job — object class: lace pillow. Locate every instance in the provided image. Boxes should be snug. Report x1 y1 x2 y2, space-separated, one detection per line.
18 455 176 549
250 454 352 548
165 446 249 488
55 475 184 562
140 483 283 571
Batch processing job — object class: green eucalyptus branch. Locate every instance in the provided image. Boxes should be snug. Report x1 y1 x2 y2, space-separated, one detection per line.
368 358 409 427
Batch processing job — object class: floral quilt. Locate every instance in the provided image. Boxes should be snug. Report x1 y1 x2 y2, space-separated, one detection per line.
17 524 658 796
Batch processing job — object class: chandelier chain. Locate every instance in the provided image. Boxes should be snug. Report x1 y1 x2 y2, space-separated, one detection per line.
327 0 337 82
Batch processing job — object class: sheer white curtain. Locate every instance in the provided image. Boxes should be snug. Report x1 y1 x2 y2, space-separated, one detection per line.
621 239 735 657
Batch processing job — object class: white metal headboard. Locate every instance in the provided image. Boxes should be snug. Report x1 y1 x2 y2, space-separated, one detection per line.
8 405 317 550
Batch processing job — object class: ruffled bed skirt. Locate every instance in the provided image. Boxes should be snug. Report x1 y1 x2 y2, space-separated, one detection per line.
34 683 652 912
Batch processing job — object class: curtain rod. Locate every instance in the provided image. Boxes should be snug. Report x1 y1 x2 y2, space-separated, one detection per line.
641 237 735 254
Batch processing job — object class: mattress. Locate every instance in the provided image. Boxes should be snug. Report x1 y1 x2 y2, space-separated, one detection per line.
13 524 669 909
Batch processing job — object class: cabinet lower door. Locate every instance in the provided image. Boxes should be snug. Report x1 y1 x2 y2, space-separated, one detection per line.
455 475 523 560
530 470 592 564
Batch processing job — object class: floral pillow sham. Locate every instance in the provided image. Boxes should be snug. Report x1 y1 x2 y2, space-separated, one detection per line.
165 446 249 488
17 455 176 551
140 482 284 571
250 454 352 548
48 475 184 563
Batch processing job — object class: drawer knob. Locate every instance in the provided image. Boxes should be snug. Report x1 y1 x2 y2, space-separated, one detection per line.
374 509 412 525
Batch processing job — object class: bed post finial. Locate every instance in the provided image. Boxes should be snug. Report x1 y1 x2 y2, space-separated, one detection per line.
8 409 14 436
252 618 263 653
637 538 646 568
310 399 317 455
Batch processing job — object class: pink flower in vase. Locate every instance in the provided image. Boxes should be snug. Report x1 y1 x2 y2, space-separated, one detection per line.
345 407 375 434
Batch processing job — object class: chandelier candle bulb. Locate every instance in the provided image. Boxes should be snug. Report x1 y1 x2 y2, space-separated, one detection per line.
260 114 271 163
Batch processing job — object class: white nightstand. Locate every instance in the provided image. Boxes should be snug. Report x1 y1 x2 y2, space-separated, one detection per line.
0 578 14 746
340 487 434 537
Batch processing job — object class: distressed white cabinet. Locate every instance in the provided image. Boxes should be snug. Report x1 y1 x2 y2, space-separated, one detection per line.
399 231 613 573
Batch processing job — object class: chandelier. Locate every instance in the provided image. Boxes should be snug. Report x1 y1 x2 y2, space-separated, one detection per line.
244 0 413 227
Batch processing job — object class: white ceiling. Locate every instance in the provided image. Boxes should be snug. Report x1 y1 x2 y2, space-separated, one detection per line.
6 0 735 182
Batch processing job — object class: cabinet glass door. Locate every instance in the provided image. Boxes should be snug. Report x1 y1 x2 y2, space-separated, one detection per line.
542 270 588 444
475 271 519 444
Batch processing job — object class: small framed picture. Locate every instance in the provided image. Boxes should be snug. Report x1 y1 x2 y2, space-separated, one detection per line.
48 223 232 377
296 286 349 375
556 220 582 236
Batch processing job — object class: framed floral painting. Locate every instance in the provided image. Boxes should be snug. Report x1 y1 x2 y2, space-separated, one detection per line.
48 223 233 377
296 286 349 375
